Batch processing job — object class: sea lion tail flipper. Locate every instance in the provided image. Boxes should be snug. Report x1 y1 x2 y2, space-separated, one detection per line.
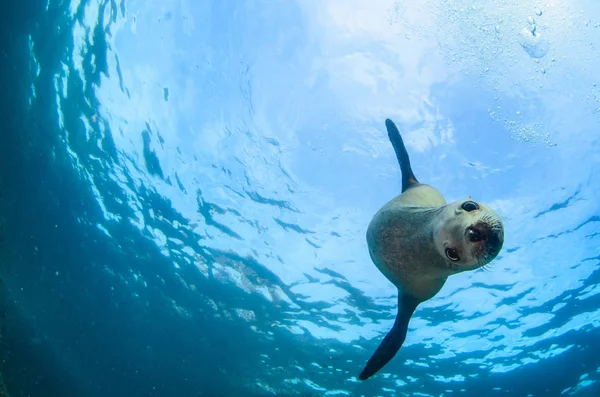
359 293 420 381
385 118 419 192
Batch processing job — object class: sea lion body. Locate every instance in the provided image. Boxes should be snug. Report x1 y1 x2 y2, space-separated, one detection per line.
359 119 504 380
367 186 447 301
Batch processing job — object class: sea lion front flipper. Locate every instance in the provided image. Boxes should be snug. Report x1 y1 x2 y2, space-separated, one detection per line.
385 118 419 192
359 293 420 381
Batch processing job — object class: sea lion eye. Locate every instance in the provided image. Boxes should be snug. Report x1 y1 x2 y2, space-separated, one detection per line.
461 201 479 212
445 248 460 261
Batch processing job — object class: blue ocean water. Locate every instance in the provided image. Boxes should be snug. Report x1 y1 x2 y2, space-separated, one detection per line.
1 0 600 396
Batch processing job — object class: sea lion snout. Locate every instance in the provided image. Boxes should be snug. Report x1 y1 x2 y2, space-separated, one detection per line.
468 221 503 262
486 226 504 258
467 222 499 241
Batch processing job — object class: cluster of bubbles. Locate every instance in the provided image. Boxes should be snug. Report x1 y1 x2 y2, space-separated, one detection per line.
386 2 600 148
519 13 550 59
488 112 557 148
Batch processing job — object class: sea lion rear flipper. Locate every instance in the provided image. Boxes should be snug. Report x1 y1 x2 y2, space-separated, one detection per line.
359 293 420 380
385 118 419 192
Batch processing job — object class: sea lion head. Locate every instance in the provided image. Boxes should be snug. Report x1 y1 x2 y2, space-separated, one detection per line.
433 197 504 273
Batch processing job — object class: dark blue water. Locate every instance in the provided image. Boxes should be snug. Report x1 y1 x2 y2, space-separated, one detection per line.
1 1 600 396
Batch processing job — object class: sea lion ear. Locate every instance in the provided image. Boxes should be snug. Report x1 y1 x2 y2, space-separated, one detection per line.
359 293 421 380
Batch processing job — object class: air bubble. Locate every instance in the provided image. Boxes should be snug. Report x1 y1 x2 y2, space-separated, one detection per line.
535 9 543 16
519 27 550 58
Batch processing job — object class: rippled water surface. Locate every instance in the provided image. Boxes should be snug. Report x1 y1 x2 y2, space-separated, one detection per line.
1 0 600 396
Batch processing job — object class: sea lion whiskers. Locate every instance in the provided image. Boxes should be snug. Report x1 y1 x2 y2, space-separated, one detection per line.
479 212 503 232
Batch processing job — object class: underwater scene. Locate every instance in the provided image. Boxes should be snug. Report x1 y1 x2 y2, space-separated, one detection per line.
1 0 600 396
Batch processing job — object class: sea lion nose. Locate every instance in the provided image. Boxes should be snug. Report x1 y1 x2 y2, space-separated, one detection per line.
468 227 485 242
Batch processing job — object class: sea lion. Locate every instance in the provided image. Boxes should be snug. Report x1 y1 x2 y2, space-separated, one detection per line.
359 119 504 381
